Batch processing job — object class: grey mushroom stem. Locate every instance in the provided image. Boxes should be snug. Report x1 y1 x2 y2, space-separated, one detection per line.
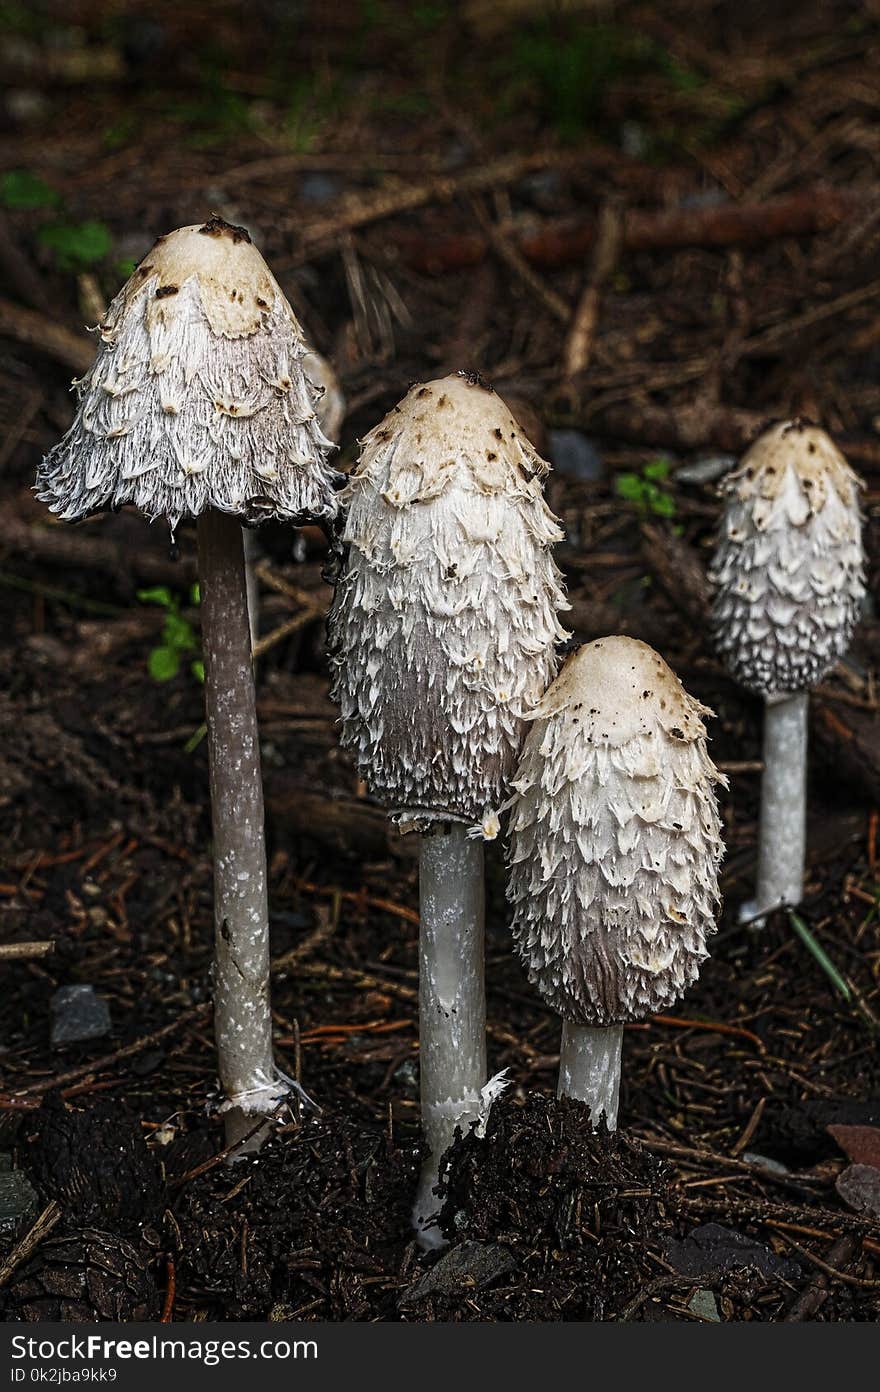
413 824 487 1249
752 691 809 923
557 1022 624 1129
197 509 277 1150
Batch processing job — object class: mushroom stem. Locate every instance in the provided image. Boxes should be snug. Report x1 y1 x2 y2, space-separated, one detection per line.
413 824 487 1248
197 509 276 1150
754 690 809 921
557 1022 623 1129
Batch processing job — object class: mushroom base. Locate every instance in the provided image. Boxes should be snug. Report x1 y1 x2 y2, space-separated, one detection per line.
557 1021 624 1129
413 825 487 1249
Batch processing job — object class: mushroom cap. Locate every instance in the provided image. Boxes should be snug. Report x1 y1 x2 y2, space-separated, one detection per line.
328 372 570 830
507 636 725 1027
709 420 865 696
36 218 338 533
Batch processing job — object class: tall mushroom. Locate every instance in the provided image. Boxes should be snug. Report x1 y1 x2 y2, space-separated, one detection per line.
507 637 725 1126
709 421 864 922
36 217 338 1146
327 371 569 1243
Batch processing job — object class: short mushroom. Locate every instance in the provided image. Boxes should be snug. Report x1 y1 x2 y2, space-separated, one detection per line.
36 217 338 1147
327 371 569 1242
506 636 725 1125
709 421 865 922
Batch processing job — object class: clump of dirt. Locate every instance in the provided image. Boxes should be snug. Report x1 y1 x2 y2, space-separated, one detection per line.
27 1094 166 1232
428 1092 674 1320
170 1111 422 1320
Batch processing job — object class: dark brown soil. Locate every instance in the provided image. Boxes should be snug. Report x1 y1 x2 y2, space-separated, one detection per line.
2 0 880 1323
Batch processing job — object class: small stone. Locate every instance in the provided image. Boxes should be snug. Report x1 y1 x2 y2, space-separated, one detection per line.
400 1241 516 1306
687 1288 720 1322
666 1223 800 1280
742 1151 790 1176
0 1169 38 1238
50 984 112 1047
393 1058 418 1092
549 429 604 482
299 172 342 204
836 1163 880 1219
675 455 737 485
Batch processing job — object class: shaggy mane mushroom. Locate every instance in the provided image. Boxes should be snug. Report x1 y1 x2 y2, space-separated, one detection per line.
507 636 725 1125
710 420 864 922
328 370 569 1243
36 218 339 1148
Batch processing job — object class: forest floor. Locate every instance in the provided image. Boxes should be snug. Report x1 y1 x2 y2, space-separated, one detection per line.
1 0 880 1322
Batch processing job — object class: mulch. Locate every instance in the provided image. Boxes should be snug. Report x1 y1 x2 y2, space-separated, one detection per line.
1 0 879 1322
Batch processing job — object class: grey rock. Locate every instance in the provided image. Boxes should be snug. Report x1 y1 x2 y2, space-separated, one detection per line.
549 429 604 481
687 1288 720 1321
836 1163 880 1219
299 172 342 204
667 1223 800 1280
50 984 112 1047
400 1241 516 1306
675 455 736 485
0 1168 38 1237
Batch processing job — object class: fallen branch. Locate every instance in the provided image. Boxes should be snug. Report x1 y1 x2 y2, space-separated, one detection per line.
298 147 594 252
0 296 93 374
0 1203 62 1289
586 398 880 469
395 185 870 274
0 940 54 960
563 199 624 377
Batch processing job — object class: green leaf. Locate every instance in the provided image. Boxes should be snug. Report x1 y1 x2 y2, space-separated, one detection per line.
645 485 676 518
0 170 59 210
137 586 174 609
789 910 852 1001
189 582 201 605
163 612 196 651
39 219 113 271
614 473 647 503
184 721 208 753
148 645 181 682
643 456 672 482
191 659 205 684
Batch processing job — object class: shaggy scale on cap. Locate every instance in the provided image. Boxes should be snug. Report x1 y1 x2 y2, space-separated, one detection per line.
507 637 725 1026
36 218 338 533
709 420 865 696
328 372 570 832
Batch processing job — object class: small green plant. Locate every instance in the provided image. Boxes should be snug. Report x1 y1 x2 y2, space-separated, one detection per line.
1 169 116 276
614 457 676 518
0 169 60 210
39 220 113 272
138 584 204 684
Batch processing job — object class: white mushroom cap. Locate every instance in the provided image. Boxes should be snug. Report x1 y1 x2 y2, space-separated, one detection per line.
507 636 725 1026
328 371 570 832
709 420 865 696
36 218 338 533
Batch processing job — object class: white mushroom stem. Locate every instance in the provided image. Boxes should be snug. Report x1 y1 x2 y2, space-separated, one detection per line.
754 691 809 922
557 1022 624 1129
413 824 487 1249
197 509 278 1149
